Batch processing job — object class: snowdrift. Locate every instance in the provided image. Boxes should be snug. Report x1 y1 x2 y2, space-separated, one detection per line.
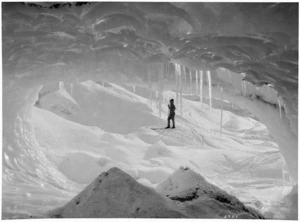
49 167 264 219
157 167 264 219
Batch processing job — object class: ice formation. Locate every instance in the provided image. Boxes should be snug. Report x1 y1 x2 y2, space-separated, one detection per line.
2 2 297 220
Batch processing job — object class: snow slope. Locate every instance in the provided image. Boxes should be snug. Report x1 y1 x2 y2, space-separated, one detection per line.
2 80 293 219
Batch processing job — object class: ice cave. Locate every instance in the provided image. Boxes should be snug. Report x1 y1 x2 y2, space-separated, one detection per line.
2 2 298 219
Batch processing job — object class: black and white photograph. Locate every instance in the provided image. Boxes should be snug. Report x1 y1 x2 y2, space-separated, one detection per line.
2 1 298 220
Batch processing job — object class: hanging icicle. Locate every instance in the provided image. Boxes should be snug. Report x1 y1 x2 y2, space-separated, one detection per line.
228 70 231 83
175 63 179 105
278 96 282 119
241 78 244 94
184 67 187 93
283 103 288 119
195 70 199 95
148 64 153 109
180 65 183 117
70 83 73 96
241 80 246 96
200 70 203 107
133 85 136 93
160 63 164 119
59 81 64 90
251 84 256 100
150 85 153 108
220 87 223 137
207 70 212 109
189 69 192 94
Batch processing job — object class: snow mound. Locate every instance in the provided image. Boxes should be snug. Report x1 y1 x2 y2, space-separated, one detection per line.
48 168 186 218
156 167 264 219
156 166 209 196
58 153 115 184
58 152 103 184
49 167 264 219
144 141 173 160
37 86 78 117
137 167 171 184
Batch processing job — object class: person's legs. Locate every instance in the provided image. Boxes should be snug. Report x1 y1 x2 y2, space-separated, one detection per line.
166 116 171 128
171 115 175 128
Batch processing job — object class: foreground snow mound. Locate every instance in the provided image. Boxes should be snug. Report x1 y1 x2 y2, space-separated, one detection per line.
48 168 186 218
156 167 264 219
48 167 265 219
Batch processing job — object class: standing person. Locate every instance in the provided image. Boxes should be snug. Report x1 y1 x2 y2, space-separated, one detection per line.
166 99 176 128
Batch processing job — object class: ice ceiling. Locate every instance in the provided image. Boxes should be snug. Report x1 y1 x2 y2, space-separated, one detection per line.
2 2 298 178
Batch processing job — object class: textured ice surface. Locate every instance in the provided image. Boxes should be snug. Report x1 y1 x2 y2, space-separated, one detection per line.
2 2 297 219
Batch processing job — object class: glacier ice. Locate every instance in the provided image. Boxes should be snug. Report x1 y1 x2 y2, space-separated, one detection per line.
2 2 297 220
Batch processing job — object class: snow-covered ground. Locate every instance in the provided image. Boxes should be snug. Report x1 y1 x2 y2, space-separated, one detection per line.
2 80 294 219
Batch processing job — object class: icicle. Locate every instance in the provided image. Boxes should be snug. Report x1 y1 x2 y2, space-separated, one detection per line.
133 85 136 93
207 70 212 109
281 157 287 191
149 65 153 109
195 70 199 95
184 66 187 89
242 81 246 96
160 63 164 119
241 78 244 94
159 64 161 119
180 66 183 117
70 83 73 96
175 64 179 105
283 103 288 119
161 63 165 116
251 84 256 99
220 87 223 137
226 69 232 85
189 69 192 94
278 97 282 119
59 81 64 90
200 70 203 107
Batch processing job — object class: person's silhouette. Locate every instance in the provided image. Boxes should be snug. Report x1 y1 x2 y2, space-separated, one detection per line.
166 99 176 128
